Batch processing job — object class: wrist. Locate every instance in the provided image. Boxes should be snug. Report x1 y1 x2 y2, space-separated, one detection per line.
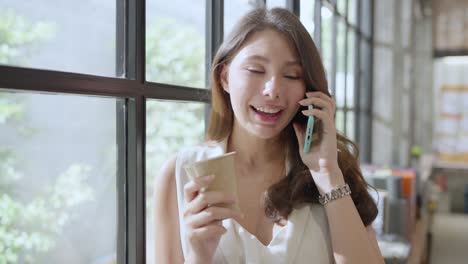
318 183 352 205
309 168 345 195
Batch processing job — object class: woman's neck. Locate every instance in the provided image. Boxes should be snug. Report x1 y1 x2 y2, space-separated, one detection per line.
227 122 286 169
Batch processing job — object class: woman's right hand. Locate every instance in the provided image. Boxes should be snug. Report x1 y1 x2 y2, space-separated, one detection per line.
183 175 244 264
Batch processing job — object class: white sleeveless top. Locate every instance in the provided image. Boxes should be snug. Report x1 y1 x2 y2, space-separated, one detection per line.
174 139 335 263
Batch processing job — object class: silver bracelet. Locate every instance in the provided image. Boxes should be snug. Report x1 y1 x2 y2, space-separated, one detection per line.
318 183 351 205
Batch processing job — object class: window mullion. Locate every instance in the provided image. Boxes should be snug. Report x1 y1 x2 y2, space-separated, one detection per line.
205 0 224 128
126 0 146 264
314 0 322 52
286 0 300 16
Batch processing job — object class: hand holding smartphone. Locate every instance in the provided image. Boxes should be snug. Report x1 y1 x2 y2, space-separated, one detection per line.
303 104 314 153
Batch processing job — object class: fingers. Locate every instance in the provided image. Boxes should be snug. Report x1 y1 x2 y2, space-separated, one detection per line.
183 175 215 203
306 91 335 107
301 108 335 128
186 207 244 228
185 191 237 216
299 93 336 116
186 224 227 242
299 97 335 115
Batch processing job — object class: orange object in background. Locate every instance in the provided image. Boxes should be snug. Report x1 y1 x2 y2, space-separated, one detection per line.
393 169 417 242
392 169 416 199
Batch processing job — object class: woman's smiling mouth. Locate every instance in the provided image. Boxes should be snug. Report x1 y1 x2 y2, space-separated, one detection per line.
250 105 283 122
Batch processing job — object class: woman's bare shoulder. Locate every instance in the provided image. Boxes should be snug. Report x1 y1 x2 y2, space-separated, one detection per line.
154 155 177 190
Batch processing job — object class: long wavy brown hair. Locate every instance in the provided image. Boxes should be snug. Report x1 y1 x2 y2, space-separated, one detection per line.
206 7 377 226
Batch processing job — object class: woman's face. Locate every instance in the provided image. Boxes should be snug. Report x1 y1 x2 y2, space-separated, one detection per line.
221 29 306 139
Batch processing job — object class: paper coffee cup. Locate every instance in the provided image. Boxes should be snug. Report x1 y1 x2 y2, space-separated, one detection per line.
184 152 239 210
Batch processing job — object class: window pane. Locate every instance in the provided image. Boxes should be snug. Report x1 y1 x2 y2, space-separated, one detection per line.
224 0 258 39
359 40 372 111
401 0 412 48
336 20 346 108
347 111 355 141
300 0 316 38
0 90 118 264
346 29 355 108
337 0 347 15
361 0 372 37
336 109 345 134
266 0 287 9
146 100 206 263
146 0 205 88
0 1 116 76
348 0 357 25
321 6 333 91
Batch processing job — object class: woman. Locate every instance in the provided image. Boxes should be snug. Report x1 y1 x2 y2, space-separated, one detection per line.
154 7 383 264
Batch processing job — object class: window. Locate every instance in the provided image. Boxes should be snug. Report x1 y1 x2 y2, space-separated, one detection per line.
146 0 206 88
337 0 346 14
145 100 205 263
224 0 259 39
336 19 346 110
346 29 356 111
0 90 118 263
348 0 357 25
321 5 334 92
300 0 316 41
311 0 373 160
266 0 287 9
0 1 116 77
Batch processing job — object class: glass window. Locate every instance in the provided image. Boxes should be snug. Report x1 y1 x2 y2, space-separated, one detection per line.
374 0 394 44
401 0 412 48
224 0 258 40
146 100 206 264
335 19 346 108
266 0 287 9
336 109 345 134
401 92 410 134
346 29 355 109
0 89 118 264
321 6 333 92
347 111 355 141
300 0 316 37
348 0 357 25
337 0 347 15
359 40 372 111
399 139 409 166
0 1 116 77
146 0 205 88
373 46 394 122
361 0 372 38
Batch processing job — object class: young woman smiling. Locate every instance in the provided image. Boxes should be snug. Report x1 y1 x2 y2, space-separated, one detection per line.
154 7 383 264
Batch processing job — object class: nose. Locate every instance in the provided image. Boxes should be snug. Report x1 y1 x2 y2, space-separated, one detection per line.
262 77 280 99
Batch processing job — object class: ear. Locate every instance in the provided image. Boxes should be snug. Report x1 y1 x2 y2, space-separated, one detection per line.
220 65 229 93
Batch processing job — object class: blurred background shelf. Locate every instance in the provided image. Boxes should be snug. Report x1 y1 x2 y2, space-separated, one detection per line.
433 160 468 171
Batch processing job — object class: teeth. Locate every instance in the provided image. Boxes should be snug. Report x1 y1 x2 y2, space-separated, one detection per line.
254 106 281 114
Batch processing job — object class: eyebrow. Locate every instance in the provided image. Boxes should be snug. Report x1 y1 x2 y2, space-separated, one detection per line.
245 55 301 66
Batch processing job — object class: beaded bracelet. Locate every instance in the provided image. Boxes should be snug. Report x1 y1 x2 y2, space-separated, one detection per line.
318 183 351 205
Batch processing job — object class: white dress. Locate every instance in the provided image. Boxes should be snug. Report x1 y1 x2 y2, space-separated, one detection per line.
175 139 335 264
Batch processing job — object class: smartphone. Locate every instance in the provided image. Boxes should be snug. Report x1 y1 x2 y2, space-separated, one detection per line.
303 104 314 153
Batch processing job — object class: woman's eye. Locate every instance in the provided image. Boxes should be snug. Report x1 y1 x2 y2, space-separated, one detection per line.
246 68 264 74
284 75 300 80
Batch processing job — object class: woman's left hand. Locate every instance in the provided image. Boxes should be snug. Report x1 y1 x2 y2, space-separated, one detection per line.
293 92 345 194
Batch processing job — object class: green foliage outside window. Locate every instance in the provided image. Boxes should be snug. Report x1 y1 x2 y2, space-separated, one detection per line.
0 9 55 66
145 17 206 212
0 10 94 264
